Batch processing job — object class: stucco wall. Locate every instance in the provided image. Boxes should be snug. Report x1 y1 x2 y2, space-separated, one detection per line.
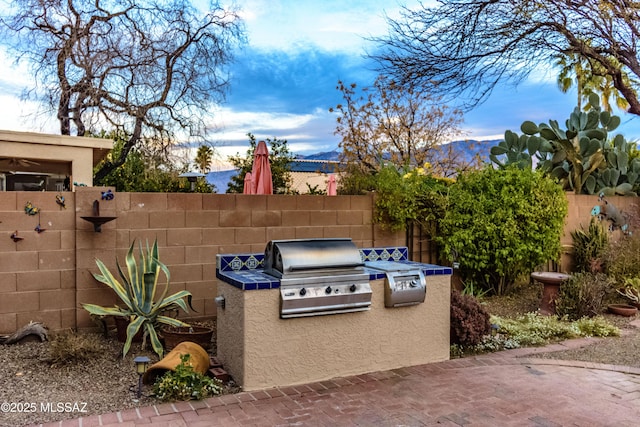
0 130 112 188
559 193 638 272
216 275 451 391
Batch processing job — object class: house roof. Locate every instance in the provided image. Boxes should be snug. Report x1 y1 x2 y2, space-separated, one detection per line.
288 159 342 173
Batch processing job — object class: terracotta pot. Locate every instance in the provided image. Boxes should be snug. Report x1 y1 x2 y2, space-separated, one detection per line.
143 341 210 385
608 304 638 317
113 316 143 343
162 325 213 351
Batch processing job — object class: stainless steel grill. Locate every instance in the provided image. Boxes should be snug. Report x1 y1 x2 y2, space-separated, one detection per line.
263 238 372 318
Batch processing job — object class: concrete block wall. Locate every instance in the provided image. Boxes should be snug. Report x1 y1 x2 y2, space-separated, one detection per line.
1 187 403 333
3 188 632 334
0 191 77 334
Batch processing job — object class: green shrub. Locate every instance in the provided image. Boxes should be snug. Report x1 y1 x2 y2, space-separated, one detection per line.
460 280 490 300
555 272 614 320
438 167 567 295
48 331 107 366
450 334 520 358
604 233 640 282
453 314 620 357
153 354 223 401
492 313 577 346
373 163 450 232
573 316 620 337
450 290 491 347
491 313 619 347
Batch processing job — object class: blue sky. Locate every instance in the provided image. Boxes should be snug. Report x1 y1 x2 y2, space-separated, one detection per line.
1 0 639 169
208 0 640 167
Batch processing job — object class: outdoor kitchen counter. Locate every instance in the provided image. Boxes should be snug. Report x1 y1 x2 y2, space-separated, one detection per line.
215 264 452 288
216 252 453 290
215 246 452 391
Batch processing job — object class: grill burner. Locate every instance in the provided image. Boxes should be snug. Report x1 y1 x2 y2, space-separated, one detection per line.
364 261 427 307
263 239 372 318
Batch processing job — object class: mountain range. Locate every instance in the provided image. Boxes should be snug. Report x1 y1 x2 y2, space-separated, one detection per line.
206 139 498 192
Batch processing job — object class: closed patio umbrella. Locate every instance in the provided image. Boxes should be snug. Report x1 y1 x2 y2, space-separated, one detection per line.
252 140 273 194
327 174 337 196
243 172 254 194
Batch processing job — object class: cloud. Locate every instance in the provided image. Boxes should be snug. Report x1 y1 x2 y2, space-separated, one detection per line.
239 0 418 53
227 47 374 113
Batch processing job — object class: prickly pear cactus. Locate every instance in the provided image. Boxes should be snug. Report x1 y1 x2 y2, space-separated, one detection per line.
491 93 638 195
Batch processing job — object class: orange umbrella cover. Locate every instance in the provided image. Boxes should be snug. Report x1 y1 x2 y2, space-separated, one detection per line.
243 172 254 194
251 140 273 195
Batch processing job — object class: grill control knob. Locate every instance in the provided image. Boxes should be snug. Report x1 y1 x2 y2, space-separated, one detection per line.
325 286 332 294
410 279 418 288
300 288 307 296
349 284 357 292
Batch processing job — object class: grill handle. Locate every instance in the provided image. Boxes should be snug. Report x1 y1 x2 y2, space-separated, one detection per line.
288 262 364 272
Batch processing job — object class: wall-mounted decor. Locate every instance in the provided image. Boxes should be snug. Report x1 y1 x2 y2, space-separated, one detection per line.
101 189 114 200
80 200 116 232
55 194 66 209
591 192 631 234
10 231 23 242
24 201 39 216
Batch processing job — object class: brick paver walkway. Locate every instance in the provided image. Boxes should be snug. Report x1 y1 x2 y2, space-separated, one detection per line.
34 339 640 427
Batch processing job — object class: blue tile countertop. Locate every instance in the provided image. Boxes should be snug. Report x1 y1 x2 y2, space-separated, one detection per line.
216 247 453 291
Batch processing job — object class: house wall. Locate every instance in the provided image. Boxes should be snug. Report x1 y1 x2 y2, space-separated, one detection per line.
0 130 112 187
0 187 403 334
0 189 637 335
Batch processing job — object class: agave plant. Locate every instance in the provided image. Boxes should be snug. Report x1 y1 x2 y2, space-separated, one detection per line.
617 277 640 304
82 239 193 358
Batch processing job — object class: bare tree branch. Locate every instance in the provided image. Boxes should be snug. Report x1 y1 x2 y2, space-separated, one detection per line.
369 0 640 115
0 0 245 181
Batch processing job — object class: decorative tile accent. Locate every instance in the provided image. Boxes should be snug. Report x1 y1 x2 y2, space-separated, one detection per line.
216 247 451 291
217 254 265 272
216 269 280 290
230 257 243 271
359 247 408 262
246 255 260 270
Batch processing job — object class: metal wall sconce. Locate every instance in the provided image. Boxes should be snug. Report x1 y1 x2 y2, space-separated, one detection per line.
80 200 117 232
133 356 151 399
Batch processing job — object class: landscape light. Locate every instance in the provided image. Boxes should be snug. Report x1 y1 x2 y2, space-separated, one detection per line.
133 356 151 399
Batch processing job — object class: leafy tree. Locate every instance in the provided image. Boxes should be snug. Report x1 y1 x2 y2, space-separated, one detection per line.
556 52 631 112
226 133 294 194
0 0 245 182
330 76 468 178
437 167 567 296
96 131 215 193
195 145 214 174
370 1 640 115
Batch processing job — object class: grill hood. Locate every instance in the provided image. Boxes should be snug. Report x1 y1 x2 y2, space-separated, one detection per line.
264 238 364 279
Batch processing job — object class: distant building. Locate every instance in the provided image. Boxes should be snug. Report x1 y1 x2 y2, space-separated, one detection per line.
288 159 342 194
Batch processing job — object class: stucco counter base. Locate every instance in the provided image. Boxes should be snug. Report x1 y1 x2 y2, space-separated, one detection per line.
216 276 450 391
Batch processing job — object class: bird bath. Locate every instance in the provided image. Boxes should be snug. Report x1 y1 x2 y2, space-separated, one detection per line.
80 200 117 232
531 272 571 316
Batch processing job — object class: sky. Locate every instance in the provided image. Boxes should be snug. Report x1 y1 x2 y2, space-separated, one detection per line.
0 0 639 170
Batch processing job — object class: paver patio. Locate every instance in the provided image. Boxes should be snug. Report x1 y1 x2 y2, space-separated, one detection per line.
31 338 640 427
